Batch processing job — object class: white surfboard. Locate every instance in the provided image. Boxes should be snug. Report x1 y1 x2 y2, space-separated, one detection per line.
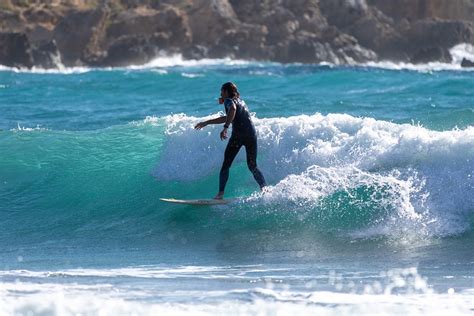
160 198 236 205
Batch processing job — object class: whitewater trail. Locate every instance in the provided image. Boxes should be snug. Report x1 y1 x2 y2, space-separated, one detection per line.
152 113 474 238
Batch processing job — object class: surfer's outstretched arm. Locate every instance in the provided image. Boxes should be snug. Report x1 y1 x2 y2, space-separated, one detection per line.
194 116 227 129
220 103 236 140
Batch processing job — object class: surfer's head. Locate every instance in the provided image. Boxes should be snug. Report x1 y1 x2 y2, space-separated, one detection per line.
221 82 240 99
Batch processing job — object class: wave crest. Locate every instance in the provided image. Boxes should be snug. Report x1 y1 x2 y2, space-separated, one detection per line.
153 113 473 237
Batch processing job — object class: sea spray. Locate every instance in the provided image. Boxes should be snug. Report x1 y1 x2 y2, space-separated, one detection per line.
153 113 473 237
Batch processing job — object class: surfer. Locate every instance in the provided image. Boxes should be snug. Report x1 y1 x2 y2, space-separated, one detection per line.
194 82 266 199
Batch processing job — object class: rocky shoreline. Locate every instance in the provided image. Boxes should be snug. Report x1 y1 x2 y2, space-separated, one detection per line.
1 0 474 68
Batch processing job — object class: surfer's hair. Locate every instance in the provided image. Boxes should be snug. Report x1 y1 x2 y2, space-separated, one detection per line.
221 82 240 99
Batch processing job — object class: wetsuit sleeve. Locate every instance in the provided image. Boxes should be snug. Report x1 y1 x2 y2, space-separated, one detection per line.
224 98 234 114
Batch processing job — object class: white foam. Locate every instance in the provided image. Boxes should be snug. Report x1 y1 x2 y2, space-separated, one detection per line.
349 43 474 72
2 43 473 74
152 113 474 237
1 296 471 316
0 54 253 74
132 54 251 69
10 123 49 132
0 265 289 280
451 43 474 65
361 60 463 72
0 64 92 74
0 267 472 316
181 72 204 78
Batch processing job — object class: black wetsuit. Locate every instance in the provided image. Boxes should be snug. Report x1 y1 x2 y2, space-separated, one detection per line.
219 98 266 192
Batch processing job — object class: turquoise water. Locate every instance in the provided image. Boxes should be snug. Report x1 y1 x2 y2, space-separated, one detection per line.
0 61 473 315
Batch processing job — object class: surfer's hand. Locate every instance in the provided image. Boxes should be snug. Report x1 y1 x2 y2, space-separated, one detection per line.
194 121 207 130
220 128 228 140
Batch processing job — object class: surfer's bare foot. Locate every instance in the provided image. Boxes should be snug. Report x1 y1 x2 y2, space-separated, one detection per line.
214 192 224 200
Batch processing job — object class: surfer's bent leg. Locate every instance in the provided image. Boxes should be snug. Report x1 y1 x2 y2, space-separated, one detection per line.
219 137 242 192
244 136 266 189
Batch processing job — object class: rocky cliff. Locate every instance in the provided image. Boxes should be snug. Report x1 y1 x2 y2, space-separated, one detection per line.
0 0 473 68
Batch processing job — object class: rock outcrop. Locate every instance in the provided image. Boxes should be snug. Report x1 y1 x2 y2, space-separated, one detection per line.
461 57 474 67
0 0 473 68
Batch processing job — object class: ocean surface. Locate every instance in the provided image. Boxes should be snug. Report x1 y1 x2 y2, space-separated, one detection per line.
0 52 473 315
